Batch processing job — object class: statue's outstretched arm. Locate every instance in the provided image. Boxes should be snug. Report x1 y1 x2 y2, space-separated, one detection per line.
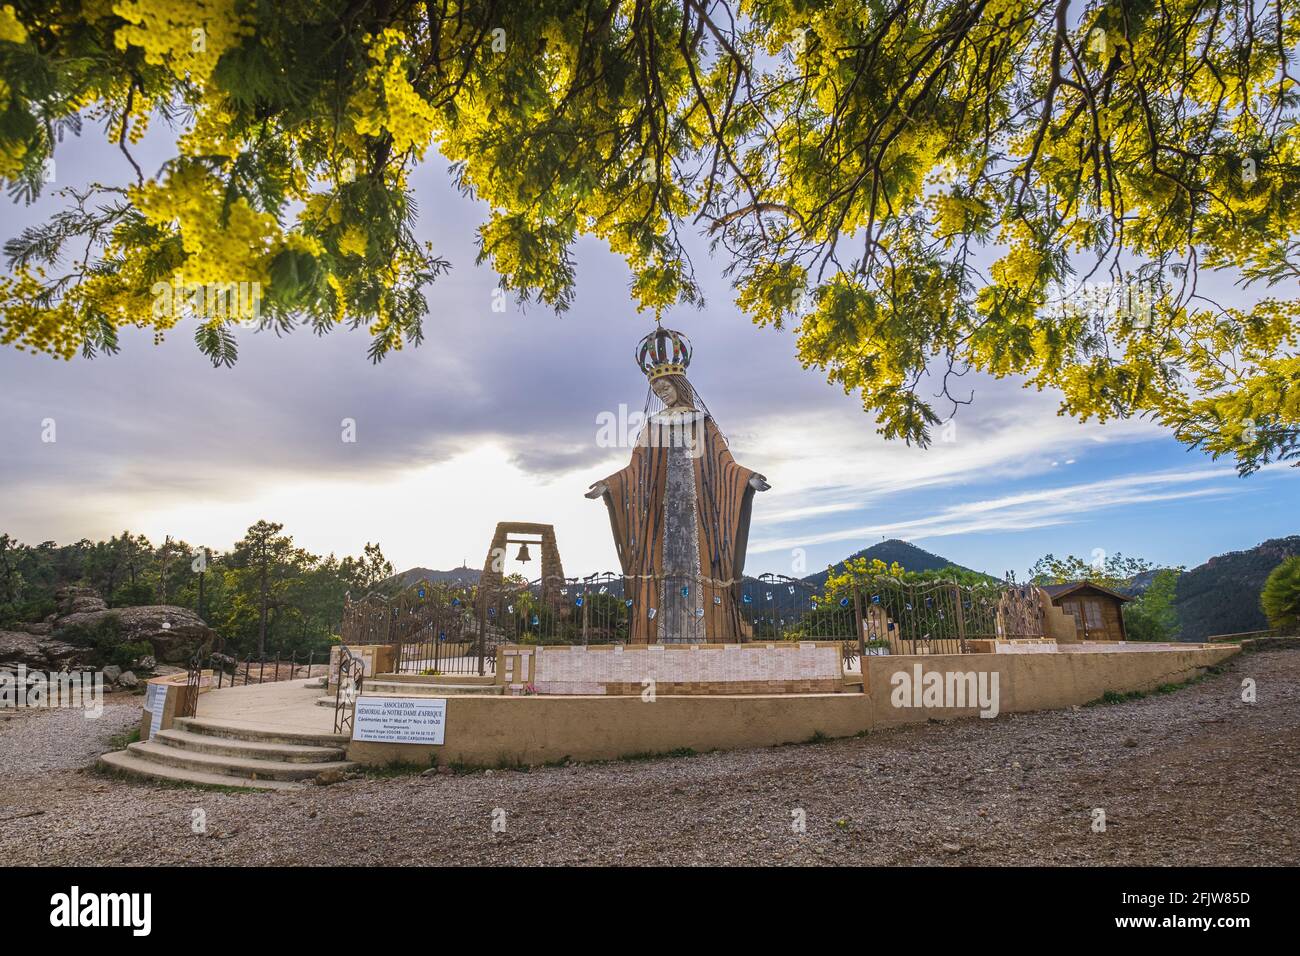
749 473 771 492
585 480 609 499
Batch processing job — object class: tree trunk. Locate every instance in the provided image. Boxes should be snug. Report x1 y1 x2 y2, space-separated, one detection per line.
257 552 268 658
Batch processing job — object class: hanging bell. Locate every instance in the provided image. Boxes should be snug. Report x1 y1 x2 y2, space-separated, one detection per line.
515 542 532 562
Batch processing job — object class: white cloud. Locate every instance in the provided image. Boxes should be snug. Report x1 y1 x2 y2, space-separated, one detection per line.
123 441 628 574
750 466 1238 554
3 356 1216 577
735 383 1165 534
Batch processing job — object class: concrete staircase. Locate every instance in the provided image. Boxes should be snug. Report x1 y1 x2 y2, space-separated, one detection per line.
99 716 354 791
367 674 503 697
315 672 502 705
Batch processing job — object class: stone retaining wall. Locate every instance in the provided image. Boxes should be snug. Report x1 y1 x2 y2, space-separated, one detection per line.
348 642 1239 767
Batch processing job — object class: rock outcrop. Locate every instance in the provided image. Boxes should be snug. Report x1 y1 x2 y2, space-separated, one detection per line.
0 629 86 669
0 586 217 669
55 587 109 617
55 603 214 663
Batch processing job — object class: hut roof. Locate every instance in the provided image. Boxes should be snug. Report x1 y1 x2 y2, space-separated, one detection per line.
1040 581 1134 603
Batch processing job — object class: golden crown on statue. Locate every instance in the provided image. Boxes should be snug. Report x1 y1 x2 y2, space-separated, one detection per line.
635 325 693 381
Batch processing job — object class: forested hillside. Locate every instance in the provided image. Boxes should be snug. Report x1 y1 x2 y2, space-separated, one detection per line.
1175 537 1300 641
0 524 395 656
801 539 985 589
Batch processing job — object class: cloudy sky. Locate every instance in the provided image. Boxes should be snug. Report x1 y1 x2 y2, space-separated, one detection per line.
1 125 1295 581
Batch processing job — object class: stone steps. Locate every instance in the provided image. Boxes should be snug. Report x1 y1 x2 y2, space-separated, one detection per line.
313 669 504 705
97 715 353 791
98 750 305 792
378 672 497 686
125 740 356 782
176 717 349 749
152 728 342 763
363 679 503 697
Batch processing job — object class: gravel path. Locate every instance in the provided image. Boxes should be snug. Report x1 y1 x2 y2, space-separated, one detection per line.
0 696 137 774
2 650 1296 866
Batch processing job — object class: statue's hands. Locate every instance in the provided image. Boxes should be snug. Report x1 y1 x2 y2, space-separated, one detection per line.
585 481 608 500
749 473 771 492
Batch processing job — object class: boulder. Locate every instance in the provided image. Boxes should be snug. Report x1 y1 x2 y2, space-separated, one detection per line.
314 767 347 786
39 639 87 667
0 629 94 670
117 670 139 688
4 586 218 667
54 586 108 617
0 629 45 668
103 665 122 683
56 604 216 664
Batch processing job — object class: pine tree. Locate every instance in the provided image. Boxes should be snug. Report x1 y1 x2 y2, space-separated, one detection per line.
230 520 296 658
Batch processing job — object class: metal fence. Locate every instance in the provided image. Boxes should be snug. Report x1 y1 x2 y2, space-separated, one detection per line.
855 580 1043 654
339 573 1046 675
178 647 326 717
344 582 493 676
207 649 326 689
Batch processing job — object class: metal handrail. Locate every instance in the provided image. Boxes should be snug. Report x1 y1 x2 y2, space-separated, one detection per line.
333 645 365 736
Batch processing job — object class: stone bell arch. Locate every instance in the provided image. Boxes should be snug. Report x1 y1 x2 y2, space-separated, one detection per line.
478 522 566 605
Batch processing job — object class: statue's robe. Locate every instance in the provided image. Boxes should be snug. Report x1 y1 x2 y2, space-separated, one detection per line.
595 408 757 643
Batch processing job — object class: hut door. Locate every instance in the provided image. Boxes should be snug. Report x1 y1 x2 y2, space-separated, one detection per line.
1061 599 1085 637
1082 599 1105 640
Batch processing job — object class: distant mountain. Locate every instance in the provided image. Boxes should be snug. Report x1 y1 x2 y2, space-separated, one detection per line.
1118 568 1163 597
801 539 978 589
386 566 481 588
1174 536 1300 641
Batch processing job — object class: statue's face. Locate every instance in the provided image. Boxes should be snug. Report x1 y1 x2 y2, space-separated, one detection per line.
651 377 679 407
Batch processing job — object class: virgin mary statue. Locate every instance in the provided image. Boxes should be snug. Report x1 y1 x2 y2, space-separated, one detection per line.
586 326 769 643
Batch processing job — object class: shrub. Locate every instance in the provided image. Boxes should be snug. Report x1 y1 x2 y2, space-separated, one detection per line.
110 580 155 607
1123 568 1182 641
110 641 154 669
1260 556 1300 634
57 613 121 651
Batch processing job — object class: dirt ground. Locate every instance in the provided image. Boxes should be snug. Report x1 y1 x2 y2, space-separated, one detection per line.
1 649 1296 866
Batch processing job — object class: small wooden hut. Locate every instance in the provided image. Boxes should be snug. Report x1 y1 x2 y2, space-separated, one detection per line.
1040 582 1133 642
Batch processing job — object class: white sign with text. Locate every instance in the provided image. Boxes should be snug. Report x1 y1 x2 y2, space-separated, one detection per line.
147 684 166 739
353 696 447 745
